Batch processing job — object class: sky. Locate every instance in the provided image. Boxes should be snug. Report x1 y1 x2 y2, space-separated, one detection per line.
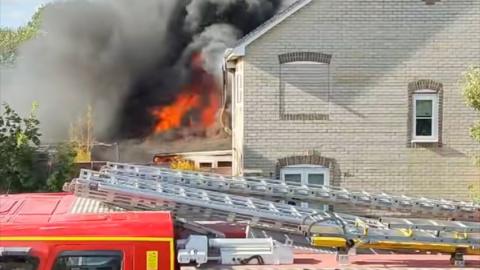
0 0 53 29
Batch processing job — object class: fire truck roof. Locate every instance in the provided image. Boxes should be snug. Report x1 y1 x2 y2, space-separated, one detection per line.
0 193 174 238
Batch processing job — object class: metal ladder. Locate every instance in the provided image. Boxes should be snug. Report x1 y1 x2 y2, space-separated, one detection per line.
74 169 480 253
101 162 480 221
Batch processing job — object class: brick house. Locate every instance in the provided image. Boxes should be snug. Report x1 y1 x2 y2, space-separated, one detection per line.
224 0 480 202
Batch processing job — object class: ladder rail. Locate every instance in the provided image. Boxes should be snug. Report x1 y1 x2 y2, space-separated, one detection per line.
102 162 480 220
78 169 325 228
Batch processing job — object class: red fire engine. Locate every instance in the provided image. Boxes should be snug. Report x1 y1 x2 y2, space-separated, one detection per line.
2 192 480 269
2 172 480 270
0 193 292 270
0 210 175 270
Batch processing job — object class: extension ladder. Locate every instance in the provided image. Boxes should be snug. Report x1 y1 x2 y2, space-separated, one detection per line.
74 169 480 256
101 162 480 221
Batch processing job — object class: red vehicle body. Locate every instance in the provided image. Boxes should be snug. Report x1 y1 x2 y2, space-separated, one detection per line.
0 193 175 270
3 193 480 269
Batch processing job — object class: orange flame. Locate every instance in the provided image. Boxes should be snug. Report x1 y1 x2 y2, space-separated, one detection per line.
151 93 201 133
150 53 220 134
202 91 220 127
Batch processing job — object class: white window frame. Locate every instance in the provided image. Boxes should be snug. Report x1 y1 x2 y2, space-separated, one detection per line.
412 91 438 143
280 165 330 209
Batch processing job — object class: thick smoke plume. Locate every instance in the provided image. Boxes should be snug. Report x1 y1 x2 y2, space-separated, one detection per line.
3 0 286 142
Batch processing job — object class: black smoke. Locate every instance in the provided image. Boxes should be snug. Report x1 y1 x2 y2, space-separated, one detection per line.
4 0 286 142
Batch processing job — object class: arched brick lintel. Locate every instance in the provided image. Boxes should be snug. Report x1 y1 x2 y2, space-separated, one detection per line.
275 153 332 178
278 52 332 64
408 79 443 93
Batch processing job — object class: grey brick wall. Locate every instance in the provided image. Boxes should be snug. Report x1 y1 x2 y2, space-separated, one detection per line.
240 0 480 201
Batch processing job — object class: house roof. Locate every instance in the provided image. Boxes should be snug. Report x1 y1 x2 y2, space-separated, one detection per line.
226 0 312 59
154 149 232 157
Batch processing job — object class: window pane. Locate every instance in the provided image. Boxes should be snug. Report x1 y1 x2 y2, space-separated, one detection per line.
284 173 301 183
416 100 433 117
0 256 38 270
53 254 122 270
217 161 232 167
199 162 212 168
416 119 432 136
308 202 327 210
307 173 324 185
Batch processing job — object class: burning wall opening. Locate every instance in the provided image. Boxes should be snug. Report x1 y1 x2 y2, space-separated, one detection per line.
150 53 221 137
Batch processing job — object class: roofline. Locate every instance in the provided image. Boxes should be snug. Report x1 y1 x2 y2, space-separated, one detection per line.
154 149 233 157
226 0 312 60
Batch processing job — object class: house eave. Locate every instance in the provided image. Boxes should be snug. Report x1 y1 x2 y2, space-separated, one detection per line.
225 0 312 60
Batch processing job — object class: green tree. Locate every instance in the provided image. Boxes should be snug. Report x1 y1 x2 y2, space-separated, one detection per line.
0 103 42 193
463 67 480 204
47 143 77 192
0 103 78 193
463 67 480 143
0 6 44 64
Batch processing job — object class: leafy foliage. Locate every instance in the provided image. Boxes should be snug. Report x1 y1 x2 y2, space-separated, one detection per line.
0 6 44 65
46 143 77 191
464 67 480 110
463 67 480 143
0 103 42 193
463 67 480 204
70 106 94 162
468 184 480 204
0 103 78 193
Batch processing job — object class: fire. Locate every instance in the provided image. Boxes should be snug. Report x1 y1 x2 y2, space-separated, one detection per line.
151 93 201 133
202 92 220 127
151 53 221 134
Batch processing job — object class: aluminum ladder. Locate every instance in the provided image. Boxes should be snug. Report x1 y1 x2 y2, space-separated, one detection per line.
101 162 480 221
74 169 480 254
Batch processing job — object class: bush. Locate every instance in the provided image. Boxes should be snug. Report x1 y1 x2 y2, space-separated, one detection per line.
47 143 77 192
463 67 480 203
0 103 77 193
468 184 480 205
0 103 42 193
463 67 480 143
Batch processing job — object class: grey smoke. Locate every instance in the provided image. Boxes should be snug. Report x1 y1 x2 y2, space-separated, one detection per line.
186 24 241 76
184 0 277 32
2 0 285 142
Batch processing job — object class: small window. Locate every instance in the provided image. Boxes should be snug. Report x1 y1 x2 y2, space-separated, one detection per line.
0 255 38 270
52 251 122 270
307 173 325 186
199 162 213 168
280 165 330 210
284 173 302 184
413 93 438 142
217 161 232 167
